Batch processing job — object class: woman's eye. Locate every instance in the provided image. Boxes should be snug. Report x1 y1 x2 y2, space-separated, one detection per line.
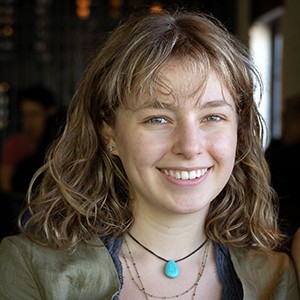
147 117 168 124
205 115 222 122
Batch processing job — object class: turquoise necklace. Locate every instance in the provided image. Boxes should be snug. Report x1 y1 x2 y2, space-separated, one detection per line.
127 232 207 279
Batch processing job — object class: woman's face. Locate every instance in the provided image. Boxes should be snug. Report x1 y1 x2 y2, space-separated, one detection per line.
107 62 238 217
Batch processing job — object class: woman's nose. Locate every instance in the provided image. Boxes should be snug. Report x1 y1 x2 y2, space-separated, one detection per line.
171 121 204 159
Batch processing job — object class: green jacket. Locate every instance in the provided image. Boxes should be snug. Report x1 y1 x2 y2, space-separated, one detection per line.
0 234 299 300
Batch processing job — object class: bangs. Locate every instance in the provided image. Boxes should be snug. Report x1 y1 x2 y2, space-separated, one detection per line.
99 10 257 120
121 54 214 111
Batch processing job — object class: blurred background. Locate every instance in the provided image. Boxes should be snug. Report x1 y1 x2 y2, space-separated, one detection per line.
0 0 299 245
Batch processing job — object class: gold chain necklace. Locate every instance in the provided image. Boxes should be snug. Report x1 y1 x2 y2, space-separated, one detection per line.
122 236 210 299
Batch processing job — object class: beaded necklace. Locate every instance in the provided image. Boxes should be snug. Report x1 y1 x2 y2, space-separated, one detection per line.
122 237 210 299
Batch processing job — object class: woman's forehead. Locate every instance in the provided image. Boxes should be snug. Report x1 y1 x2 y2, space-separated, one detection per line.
124 68 234 111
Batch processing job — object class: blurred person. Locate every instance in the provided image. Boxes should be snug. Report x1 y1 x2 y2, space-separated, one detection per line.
11 107 66 194
292 227 300 288
266 94 300 241
0 85 57 193
0 108 66 241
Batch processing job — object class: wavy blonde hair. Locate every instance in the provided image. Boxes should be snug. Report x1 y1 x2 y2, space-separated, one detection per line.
20 8 283 250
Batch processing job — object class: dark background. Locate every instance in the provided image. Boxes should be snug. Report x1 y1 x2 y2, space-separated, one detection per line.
0 0 282 114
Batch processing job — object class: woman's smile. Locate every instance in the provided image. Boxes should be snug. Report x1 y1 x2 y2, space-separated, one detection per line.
108 64 238 214
161 168 209 180
159 167 211 188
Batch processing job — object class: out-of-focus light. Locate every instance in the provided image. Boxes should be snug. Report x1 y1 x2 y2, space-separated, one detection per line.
76 0 91 20
150 3 163 14
2 25 14 37
76 7 90 19
0 82 10 93
109 0 123 19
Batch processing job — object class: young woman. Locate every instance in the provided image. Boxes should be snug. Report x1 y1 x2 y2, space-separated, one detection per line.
0 8 298 300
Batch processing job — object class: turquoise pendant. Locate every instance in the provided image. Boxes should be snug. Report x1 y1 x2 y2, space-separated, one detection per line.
164 260 180 279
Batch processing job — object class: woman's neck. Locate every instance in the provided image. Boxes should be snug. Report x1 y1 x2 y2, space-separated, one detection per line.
129 208 207 259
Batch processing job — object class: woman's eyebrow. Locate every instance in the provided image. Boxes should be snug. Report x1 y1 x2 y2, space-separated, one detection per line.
131 100 178 111
131 99 234 112
199 99 234 111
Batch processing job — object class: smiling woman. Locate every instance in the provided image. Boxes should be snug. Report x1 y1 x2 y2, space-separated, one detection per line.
104 69 237 218
0 8 299 300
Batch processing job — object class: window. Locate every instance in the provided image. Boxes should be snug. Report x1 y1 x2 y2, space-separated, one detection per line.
249 7 284 148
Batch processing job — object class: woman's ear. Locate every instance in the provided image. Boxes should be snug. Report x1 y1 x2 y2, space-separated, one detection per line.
101 121 119 155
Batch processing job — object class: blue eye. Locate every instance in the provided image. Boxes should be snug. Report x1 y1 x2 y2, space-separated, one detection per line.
206 115 222 122
147 117 167 124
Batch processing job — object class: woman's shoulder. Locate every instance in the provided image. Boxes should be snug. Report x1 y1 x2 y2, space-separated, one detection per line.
228 244 295 276
228 245 299 300
0 234 119 299
0 233 112 265
228 244 291 263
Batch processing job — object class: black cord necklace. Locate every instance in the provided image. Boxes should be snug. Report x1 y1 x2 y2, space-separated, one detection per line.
127 232 208 279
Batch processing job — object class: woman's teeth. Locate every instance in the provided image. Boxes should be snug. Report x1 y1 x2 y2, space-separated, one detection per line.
163 168 208 180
